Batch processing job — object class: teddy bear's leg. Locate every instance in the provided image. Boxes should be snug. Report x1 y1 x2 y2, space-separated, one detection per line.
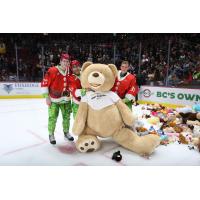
112 128 160 157
76 133 101 153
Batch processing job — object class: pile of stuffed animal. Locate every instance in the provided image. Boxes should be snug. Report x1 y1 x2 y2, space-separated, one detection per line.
134 103 200 152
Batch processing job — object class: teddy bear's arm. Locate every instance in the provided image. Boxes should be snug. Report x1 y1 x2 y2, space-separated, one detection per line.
116 99 136 126
72 102 88 135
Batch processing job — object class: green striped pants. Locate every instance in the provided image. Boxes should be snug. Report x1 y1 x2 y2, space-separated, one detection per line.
71 101 79 119
48 101 71 135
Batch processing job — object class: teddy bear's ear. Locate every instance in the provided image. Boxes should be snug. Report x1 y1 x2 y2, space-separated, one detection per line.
108 64 118 77
81 61 93 72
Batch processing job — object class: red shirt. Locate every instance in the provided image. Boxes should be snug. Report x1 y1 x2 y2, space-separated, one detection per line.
41 66 71 102
112 71 139 100
68 74 82 104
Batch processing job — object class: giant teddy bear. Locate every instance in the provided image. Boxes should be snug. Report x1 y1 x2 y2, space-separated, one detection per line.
72 62 160 157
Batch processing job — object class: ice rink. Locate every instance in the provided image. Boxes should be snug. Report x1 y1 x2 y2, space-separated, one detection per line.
0 99 200 166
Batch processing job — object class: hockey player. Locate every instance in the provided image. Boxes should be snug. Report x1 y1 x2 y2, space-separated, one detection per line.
41 53 74 145
68 60 82 118
112 61 139 110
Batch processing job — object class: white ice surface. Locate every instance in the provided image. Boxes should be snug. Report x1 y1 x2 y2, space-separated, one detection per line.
0 99 200 166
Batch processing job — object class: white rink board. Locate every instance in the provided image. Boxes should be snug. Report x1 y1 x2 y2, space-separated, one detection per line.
138 86 200 106
0 82 41 96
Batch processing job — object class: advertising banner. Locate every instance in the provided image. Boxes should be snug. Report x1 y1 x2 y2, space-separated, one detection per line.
138 86 200 106
0 82 42 98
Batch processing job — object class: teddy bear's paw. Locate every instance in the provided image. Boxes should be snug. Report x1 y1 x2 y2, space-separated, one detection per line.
76 135 100 153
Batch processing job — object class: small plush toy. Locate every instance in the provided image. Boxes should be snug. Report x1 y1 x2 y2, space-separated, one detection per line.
151 111 158 117
166 108 174 114
147 117 160 125
173 125 183 133
136 127 149 136
174 117 183 125
152 103 165 111
165 132 179 143
178 132 192 144
193 125 200 138
160 134 168 141
149 126 158 135
163 127 176 134
140 106 151 116
166 113 176 123
142 114 151 119
187 120 200 126
179 112 200 124
160 135 169 145
193 104 200 112
191 137 200 152
136 127 148 132
112 151 122 162
168 121 177 127
180 125 193 133
156 129 165 136
156 112 168 123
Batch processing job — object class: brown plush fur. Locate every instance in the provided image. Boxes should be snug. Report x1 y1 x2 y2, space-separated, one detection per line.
192 137 200 152
73 62 160 156
179 133 189 144
173 126 183 133
168 121 177 127
81 62 118 92
179 112 200 124
136 127 148 132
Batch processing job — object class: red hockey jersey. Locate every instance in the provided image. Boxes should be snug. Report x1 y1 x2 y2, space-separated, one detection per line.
112 71 139 100
41 66 71 103
68 74 82 104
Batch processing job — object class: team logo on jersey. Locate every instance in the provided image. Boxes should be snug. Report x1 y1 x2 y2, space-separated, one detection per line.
3 84 14 94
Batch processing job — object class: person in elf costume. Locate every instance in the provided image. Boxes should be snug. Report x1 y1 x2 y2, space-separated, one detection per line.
68 60 82 118
112 61 139 110
41 53 74 145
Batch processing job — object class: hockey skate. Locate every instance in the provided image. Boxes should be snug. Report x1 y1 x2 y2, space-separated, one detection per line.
49 135 56 145
64 132 74 141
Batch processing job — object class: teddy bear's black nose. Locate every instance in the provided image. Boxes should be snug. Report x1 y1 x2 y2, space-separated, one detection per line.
93 73 99 77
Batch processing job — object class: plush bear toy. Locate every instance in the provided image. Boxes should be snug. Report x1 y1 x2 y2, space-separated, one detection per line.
72 62 160 157
179 112 200 124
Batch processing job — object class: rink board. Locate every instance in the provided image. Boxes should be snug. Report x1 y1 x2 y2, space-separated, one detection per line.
138 86 200 107
0 82 42 98
0 82 199 107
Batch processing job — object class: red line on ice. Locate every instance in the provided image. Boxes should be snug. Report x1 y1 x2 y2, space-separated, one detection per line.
2 142 45 156
27 130 48 143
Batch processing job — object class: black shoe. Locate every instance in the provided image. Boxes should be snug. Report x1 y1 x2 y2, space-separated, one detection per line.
49 135 56 145
64 132 74 141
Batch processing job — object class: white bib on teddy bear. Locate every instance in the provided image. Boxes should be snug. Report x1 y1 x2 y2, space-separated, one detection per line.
81 91 120 110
